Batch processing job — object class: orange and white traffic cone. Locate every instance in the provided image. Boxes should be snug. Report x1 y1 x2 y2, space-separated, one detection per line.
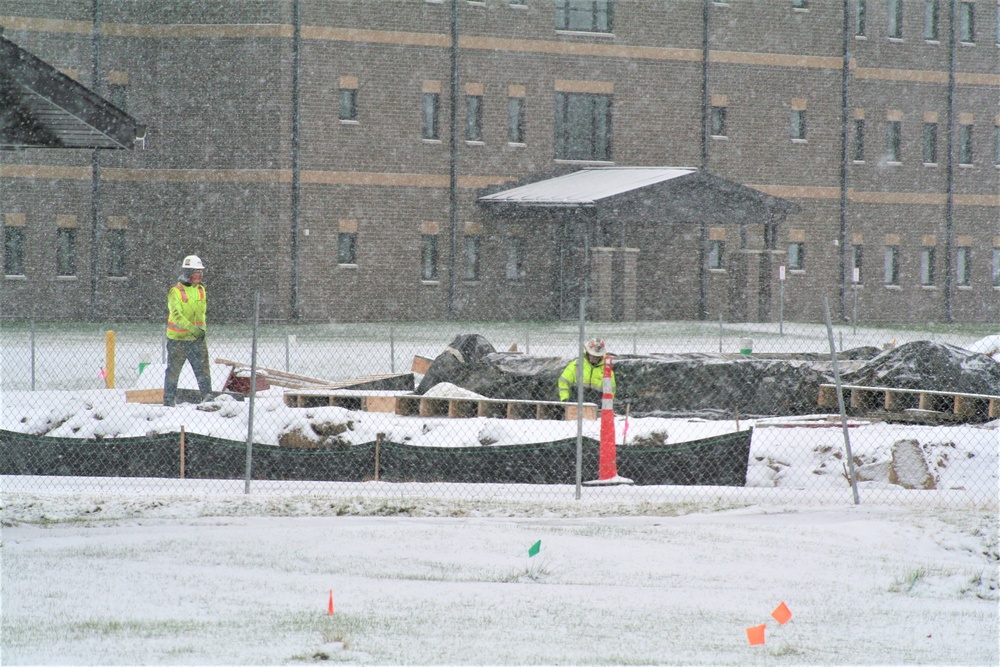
584 356 633 486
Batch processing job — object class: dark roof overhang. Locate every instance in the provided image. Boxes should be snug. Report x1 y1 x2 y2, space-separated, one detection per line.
0 33 145 150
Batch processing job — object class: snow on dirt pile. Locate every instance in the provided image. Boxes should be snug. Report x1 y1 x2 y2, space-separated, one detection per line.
842 340 1000 395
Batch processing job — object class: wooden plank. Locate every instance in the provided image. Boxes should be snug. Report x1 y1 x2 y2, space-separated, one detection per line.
506 402 536 419
125 388 164 404
364 395 400 413
991 398 998 419
419 398 449 417
817 385 838 407
449 400 477 418
565 404 597 421
478 401 507 419
411 356 433 374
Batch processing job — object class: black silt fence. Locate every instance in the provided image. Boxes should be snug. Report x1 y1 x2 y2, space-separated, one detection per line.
0 429 751 486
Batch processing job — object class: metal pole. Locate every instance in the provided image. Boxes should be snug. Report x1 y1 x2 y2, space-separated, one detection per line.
525 329 530 355
823 297 860 505
574 296 586 500
718 311 723 353
447 0 459 319
852 282 858 335
244 291 260 495
390 326 396 374
30 320 36 391
285 333 291 372
779 280 784 335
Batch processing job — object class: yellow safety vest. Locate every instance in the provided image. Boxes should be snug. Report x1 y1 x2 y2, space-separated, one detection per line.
166 282 207 340
558 357 616 401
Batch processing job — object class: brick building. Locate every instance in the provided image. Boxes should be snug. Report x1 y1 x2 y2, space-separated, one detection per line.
2 1 998 324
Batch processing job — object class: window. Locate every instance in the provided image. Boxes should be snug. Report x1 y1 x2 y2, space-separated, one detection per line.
791 109 807 141
920 247 935 286
506 236 525 281
884 245 899 285
959 124 974 165
708 240 724 270
922 122 938 163
421 234 438 280
106 228 126 277
852 119 865 161
339 88 357 121
57 227 76 277
854 0 867 36
887 120 902 162
993 248 1000 286
554 92 612 161
338 232 357 265
959 1 975 42
508 96 525 144
994 123 1000 166
792 0 808 9
852 244 864 283
422 92 440 140
465 95 483 142
3 225 25 276
924 0 939 40
956 247 971 286
710 105 727 137
463 236 480 280
995 124 1000 165
787 242 805 270
888 0 903 38
555 0 612 33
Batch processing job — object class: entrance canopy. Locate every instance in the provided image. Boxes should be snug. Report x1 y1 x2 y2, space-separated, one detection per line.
0 34 144 150
478 167 800 225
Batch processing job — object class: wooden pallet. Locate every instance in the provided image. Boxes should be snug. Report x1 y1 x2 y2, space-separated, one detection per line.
818 383 999 422
283 389 597 421
215 358 413 392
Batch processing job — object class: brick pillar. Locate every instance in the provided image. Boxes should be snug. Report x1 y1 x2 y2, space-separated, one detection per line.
590 247 614 321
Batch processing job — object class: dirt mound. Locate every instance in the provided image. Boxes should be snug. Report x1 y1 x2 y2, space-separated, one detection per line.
842 340 1000 395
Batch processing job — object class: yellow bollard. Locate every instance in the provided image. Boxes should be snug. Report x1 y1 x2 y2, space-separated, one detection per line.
105 330 116 388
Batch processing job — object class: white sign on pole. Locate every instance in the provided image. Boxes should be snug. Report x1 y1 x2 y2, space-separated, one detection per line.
852 267 860 283
779 265 786 281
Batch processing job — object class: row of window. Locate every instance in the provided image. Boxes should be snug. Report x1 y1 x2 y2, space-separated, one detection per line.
707 239 1000 288
442 1 1000 46
347 84 1000 166
3 226 126 278
851 0 998 44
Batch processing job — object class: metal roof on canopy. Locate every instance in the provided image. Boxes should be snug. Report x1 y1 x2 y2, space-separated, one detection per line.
0 33 145 150
478 167 800 224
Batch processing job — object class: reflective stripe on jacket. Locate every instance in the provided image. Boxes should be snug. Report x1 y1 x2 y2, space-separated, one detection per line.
166 282 207 340
558 357 616 401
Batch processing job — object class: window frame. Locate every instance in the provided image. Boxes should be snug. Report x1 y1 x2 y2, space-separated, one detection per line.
959 1 975 42
790 109 807 141
508 96 525 144
554 92 612 162
463 235 480 281
422 92 440 141
710 105 727 138
958 123 974 165
854 0 867 36
421 234 439 281
852 118 865 161
888 0 904 39
708 240 725 270
956 247 972 287
887 119 902 163
787 242 806 271
554 0 613 33
924 0 939 40
106 227 126 278
339 87 358 122
884 245 900 285
56 227 76 277
919 246 936 286
3 225 26 276
505 235 526 281
338 232 357 265
922 121 938 164
465 94 483 143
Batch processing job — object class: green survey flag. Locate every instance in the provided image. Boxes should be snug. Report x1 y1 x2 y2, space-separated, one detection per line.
528 540 541 557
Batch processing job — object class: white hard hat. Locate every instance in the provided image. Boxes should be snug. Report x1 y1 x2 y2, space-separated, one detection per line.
584 338 607 357
181 255 205 270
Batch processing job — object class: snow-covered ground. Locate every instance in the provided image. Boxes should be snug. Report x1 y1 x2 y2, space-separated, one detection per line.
2 330 997 664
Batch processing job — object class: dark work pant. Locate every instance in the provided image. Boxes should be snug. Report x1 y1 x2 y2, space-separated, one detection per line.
163 337 212 404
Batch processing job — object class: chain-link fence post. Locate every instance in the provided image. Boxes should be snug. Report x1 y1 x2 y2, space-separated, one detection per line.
244 291 260 495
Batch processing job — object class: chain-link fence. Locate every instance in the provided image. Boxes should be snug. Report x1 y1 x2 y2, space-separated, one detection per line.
2 310 997 508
